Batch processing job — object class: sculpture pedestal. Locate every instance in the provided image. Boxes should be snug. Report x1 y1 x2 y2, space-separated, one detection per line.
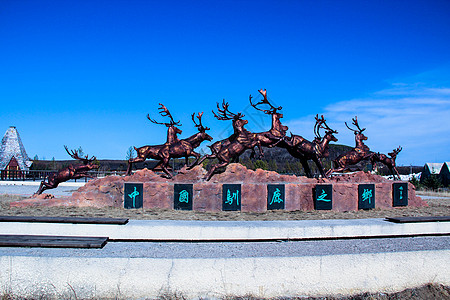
13 164 427 212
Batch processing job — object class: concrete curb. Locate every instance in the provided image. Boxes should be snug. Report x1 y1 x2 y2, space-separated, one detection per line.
1 249 449 298
1 218 449 240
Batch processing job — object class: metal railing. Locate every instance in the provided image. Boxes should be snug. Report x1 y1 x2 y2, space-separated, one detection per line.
0 170 127 182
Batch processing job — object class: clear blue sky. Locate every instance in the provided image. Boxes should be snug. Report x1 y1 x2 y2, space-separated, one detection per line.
1 0 449 165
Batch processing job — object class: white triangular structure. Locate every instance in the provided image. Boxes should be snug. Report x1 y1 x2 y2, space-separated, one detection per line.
0 126 32 171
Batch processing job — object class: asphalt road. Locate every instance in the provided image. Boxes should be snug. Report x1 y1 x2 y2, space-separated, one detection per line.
1 236 449 258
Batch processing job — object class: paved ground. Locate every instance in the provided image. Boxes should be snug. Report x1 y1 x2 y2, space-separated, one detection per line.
0 181 82 196
0 236 449 258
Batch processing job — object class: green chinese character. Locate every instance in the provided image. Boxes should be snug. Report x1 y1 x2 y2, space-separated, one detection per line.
226 189 239 205
317 189 331 202
128 186 140 207
362 188 373 204
179 190 189 203
270 188 283 205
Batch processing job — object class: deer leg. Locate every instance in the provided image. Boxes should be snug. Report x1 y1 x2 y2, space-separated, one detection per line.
394 167 401 180
267 137 283 148
300 157 313 178
313 156 327 178
160 157 173 179
257 141 264 157
127 156 146 175
35 180 57 195
197 153 215 166
187 152 200 169
204 160 229 181
35 181 46 195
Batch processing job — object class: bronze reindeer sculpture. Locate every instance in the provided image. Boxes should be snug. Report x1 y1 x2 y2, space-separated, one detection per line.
147 103 182 145
127 108 212 178
35 146 99 195
198 100 260 180
326 116 373 176
371 146 402 180
279 115 338 178
126 103 182 177
249 89 288 157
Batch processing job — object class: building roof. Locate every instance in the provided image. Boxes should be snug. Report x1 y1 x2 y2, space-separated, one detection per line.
441 162 450 172
424 162 444 174
0 126 32 170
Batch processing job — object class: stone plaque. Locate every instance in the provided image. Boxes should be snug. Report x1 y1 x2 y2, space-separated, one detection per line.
174 184 193 210
358 184 375 210
124 182 143 209
393 182 408 207
267 184 285 210
314 184 333 210
222 184 241 211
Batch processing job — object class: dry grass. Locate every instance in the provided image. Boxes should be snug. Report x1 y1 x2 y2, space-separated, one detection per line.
416 190 450 198
1 284 450 299
0 192 448 221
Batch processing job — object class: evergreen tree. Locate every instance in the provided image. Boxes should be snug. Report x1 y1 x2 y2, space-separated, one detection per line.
126 146 136 160
254 159 268 170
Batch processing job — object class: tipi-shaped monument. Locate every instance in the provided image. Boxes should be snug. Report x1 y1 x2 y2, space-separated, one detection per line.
0 126 32 171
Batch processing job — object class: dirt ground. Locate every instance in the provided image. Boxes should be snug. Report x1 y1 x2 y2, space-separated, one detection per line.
0 191 448 220
1 192 449 300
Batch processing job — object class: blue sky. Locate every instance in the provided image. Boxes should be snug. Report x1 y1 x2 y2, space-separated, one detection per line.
1 0 449 165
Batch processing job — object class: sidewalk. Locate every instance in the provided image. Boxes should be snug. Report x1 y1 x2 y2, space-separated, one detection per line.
1 218 449 241
0 181 84 196
1 217 449 299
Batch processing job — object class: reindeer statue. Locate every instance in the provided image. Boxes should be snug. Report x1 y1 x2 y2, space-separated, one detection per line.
371 146 402 180
279 115 338 178
127 109 213 178
198 100 260 180
126 103 182 177
147 103 182 145
326 116 373 176
249 89 288 157
35 146 99 195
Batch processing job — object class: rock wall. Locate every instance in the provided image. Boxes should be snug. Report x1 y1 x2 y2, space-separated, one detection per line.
13 164 427 211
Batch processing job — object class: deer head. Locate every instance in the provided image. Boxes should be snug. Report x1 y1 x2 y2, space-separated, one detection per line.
147 103 182 128
192 112 213 141
249 89 283 115
64 146 99 168
314 115 338 142
388 146 402 158
345 116 367 141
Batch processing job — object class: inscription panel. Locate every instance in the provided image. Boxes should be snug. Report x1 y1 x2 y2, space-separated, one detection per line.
267 184 285 210
222 184 241 211
393 182 408 207
174 184 193 210
358 184 375 210
124 183 143 209
314 184 332 210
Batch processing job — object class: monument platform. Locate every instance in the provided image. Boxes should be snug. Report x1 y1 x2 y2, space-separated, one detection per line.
12 164 427 212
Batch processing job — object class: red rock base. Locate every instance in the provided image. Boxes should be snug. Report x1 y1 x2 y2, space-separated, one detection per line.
11 164 427 212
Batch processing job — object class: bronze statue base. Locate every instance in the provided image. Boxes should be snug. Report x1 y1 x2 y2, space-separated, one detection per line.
13 164 426 212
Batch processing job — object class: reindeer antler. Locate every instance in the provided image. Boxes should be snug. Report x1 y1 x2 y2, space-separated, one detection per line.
212 99 244 121
345 116 366 134
319 115 338 134
314 114 326 139
191 112 210 131
249 89 282 114
64 145 96 165
392 146 402 155
147 103 181 127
